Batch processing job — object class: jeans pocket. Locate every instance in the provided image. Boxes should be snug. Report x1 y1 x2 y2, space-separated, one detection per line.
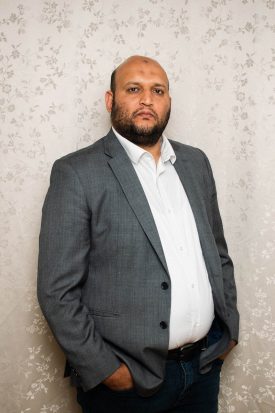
212 358 224 369
102 383 135 395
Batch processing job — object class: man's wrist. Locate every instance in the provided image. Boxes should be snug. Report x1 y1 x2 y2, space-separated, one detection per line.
102 363 134 390
102 363 123 385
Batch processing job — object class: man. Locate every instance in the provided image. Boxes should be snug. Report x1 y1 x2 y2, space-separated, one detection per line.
37 55 239 413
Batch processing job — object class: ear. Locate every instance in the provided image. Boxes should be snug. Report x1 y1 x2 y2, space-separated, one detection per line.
105 90 113 113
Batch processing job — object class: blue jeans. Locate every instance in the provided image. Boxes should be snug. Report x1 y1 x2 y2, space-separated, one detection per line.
77 356 223 413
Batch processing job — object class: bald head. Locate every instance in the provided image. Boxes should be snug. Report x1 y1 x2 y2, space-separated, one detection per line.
110 55 169 93
105 54 171 148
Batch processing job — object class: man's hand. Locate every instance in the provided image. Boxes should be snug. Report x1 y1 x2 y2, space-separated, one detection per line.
218 339 237 361
102 363 134 391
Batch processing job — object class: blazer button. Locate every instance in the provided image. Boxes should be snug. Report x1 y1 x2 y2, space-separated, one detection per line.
160 321 167 329
161 282 169 290
72 368 79 377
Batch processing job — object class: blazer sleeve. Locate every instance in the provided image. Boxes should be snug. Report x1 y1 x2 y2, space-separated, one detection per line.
37 159 121 391
200 151 239 342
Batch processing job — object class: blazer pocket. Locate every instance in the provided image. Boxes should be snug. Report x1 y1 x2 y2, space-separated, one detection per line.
88 309 120 318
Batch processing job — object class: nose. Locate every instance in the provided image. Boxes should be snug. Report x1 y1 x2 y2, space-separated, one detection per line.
139 89 153 106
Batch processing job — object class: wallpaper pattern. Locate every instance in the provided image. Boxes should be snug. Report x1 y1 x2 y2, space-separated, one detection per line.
1 1 275 412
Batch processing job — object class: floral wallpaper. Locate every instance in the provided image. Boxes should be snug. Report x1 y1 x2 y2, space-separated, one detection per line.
1 1 275 412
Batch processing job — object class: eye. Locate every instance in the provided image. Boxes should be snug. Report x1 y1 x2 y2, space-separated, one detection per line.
153 88 164 95
127 87 139 93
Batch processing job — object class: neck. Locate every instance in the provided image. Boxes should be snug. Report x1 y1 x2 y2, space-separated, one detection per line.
139 139 162 163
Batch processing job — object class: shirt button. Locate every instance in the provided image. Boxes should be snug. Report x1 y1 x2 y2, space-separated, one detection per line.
161 282 169 290
179 246 183 251
160 321 167 329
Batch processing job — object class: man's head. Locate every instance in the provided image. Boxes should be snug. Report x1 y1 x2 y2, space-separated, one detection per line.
105 55 171 146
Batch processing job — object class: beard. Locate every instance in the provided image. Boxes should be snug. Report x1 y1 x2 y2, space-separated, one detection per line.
111 98 171 146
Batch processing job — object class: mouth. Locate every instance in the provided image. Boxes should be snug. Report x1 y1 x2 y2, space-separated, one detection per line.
134 111 156 119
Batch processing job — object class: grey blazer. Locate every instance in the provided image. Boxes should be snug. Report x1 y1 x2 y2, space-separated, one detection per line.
37 129 239 397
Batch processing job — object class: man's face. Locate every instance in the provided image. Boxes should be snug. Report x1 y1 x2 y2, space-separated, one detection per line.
105 58 171 146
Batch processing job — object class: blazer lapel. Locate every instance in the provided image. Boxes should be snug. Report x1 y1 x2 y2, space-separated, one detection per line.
104 130 169 276
172 151 228 318
172 153 210 239
171 143 232 318
171 143 221 282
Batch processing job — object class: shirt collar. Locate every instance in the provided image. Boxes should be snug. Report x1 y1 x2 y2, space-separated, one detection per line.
112 127 176 165
161 134 176 164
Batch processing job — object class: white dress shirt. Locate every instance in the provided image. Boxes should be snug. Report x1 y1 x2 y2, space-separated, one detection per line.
113 128 214 349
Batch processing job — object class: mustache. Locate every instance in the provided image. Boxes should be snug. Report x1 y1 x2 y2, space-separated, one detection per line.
132 108 158 119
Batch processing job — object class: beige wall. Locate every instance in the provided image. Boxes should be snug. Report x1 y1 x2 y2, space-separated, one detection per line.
1 1 275 412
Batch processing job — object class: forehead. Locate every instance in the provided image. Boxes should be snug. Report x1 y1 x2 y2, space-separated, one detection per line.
116 60 168 86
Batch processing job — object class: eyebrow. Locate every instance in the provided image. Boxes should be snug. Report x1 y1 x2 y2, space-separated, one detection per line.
124 81 167 89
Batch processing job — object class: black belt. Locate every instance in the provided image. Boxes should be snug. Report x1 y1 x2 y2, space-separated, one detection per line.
167 338 207 362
